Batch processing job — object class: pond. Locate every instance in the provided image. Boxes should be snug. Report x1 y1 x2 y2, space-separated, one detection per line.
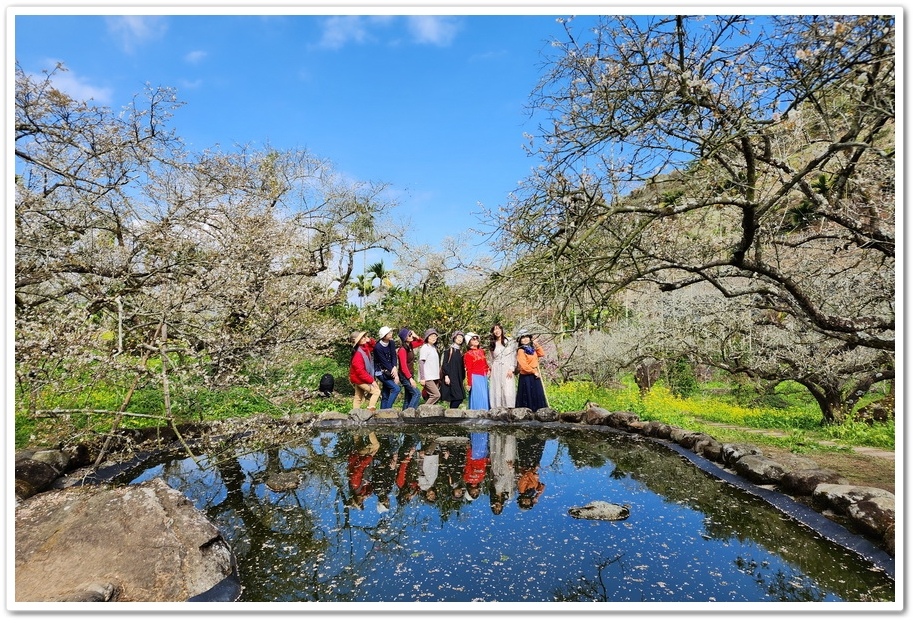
120 422 895 603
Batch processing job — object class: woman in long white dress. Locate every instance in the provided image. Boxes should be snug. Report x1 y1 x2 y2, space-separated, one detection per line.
487 323 517 408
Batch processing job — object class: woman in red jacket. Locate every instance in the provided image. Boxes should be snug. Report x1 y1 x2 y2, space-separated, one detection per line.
397 328 423 409
349 330 381 411
463 332 490 410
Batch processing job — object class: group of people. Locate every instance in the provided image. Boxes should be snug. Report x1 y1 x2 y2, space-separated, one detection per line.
346 430 548 515
348 324 549 414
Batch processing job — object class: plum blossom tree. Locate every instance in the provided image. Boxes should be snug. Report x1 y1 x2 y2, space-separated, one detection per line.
15 62 399 416
489 15 895 420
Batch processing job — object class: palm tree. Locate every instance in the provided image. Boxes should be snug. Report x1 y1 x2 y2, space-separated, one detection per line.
349 273 376 309
367 260 395 295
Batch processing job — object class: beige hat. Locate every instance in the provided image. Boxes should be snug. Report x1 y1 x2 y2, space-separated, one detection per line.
378 326 394 340
351 330 369 347
465 332 479 342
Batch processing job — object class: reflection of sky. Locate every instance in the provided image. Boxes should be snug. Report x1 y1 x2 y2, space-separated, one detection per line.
128 429 892 603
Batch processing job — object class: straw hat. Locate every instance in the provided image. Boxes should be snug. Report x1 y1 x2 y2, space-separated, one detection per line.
351 330 368 347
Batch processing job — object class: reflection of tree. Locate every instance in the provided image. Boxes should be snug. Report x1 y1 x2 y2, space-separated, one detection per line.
127 424 891 602
563 431 613 470
559 429 887 600
205 448 334 601
736 557 825 602
552 554 625 602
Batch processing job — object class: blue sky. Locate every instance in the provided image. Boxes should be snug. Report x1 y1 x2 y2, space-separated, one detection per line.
12 9 574 260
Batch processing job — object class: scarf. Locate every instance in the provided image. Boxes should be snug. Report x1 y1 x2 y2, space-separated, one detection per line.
520 344 535 355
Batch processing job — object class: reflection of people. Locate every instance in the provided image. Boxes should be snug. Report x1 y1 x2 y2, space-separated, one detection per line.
417 438 441 502
347 432 380 509
395 438 420 505
349 331 381 412
462 432 489 500
489 432 517 515
488 324 517 408
418 329 441 405
438 438 468 501
517 467 545 510
463 333 490 410
440 331 467 408
373 326 401 409
370 434 399 513
514 330 548 411
516 435 546 510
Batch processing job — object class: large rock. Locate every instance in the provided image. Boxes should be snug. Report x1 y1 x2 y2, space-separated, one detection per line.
265 471 302 492
15 478 236 602
15 459 60 500
721 443 761 467
607 410 640 430
640 421 672 439
534 407 559 422
568 501 631 521
701 439 724 462
584 405 612 426
416 404 446 419
811 484 895 544
847 495 895 540
780 468 849 496
812 484 895 513
559 410 584 423
734 454 787 485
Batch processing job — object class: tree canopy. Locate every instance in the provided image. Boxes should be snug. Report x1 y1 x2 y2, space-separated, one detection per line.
15 63 400 398
486 14 895 421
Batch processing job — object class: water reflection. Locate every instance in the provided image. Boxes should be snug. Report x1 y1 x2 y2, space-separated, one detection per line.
124 424 895 603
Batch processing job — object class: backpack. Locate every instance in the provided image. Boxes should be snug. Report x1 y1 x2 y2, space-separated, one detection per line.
318 373 335 397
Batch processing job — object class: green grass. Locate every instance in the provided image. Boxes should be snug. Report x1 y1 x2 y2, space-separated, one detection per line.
15 361 894 453
546 378 894 453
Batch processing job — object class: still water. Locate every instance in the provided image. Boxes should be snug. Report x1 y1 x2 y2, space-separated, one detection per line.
123 423 894 603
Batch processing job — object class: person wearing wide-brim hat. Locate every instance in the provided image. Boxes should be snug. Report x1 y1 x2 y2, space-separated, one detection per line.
349 330 381 412
440 330 467 408
514 329 548 411
418 328 441 404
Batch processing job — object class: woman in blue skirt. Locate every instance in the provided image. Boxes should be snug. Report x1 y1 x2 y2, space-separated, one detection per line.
463 332 490 410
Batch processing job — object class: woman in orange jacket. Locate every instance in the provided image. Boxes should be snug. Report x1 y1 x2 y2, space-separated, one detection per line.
514 330 548 411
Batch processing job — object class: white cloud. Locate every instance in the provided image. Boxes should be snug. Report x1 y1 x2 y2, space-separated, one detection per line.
317 15 458 50
318 16 373 49
40 65 114 104
406 16 460 46
105 16 168 53
184 50 207 64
